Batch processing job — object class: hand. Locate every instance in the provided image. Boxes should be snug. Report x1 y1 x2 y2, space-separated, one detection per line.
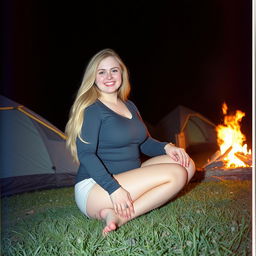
164 143 190 168
110 187 134 219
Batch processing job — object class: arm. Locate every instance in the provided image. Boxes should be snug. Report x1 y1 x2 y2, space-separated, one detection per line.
141 134 190 167
128 100 189 165
127 101 168 156
77 104 120 194
140 135 168 157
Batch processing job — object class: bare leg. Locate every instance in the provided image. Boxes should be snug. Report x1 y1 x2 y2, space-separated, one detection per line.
141 154 196 182
86 161 190 234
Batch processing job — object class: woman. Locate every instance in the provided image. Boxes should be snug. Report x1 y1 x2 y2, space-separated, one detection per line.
65 48 195 235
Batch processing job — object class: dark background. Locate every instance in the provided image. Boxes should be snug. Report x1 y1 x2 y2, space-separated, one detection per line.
2 0 252 148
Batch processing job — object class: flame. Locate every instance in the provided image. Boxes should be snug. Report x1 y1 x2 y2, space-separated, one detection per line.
216 103 251 168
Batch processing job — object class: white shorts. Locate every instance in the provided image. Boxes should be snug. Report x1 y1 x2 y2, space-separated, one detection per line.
74 178 96 218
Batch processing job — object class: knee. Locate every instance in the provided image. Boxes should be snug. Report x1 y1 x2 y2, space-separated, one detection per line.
166 163 188 188
187 159 196 182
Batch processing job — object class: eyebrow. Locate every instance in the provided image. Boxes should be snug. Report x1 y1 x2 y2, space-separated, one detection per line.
97 67 120 71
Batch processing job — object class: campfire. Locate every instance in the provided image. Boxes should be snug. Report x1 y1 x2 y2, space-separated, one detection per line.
203 103 252 171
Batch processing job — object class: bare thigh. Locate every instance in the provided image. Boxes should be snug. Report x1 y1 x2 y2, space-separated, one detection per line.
142 154 196 182
86 162 187 218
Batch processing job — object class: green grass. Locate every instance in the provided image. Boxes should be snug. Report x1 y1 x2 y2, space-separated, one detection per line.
1 181 252 256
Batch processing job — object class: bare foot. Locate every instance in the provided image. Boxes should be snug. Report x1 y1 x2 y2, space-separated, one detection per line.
100 209 125 236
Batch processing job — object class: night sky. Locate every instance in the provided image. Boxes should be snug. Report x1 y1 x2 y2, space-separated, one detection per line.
2 1 252 147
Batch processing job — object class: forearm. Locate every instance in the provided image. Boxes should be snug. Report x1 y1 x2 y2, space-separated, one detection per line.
140 136 168 157
78 152 121 194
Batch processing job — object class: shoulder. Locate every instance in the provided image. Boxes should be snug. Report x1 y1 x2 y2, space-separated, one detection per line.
126 100 138 110
85 100 101 112
126 100 140 113
83 101 102 118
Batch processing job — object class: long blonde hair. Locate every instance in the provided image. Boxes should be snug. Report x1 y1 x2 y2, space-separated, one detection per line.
65 48 131 162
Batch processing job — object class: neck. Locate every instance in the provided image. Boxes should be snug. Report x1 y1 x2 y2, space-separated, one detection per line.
99 93 119 104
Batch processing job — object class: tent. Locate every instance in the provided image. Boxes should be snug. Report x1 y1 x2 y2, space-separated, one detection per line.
155 105 217 150
0 95 78 196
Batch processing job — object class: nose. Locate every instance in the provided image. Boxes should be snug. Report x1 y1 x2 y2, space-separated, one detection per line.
107 71 112 79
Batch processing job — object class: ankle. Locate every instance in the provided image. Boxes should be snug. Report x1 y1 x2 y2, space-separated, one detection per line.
99 208 113 220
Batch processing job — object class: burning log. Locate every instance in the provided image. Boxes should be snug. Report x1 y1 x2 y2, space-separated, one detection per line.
203 146 232 170
216 146 232 161
208 150 221 163
202 151 221 169
234 152 252 166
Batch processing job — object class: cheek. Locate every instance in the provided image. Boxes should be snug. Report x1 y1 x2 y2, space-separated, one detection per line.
95 76 103 86
116 74 123 84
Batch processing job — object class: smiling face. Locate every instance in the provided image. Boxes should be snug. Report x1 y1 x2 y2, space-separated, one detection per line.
95 56 122 95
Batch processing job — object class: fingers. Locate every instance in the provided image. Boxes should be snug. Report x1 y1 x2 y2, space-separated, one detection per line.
182 150 190 167
178 150 190 167
170 153 179 162
128 194 135 215
169 148 190 167
126 196 135 218
114 203 126 218
114 203 122 216
111 189 134 219
122 198 134 219
114 202 133 219
178 149 189 167
122 204 131 219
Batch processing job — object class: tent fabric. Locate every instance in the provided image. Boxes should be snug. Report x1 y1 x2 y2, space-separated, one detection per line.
0 95 78 196
155 105 217 149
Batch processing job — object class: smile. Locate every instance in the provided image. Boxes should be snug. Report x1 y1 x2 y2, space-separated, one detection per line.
104 82 115 87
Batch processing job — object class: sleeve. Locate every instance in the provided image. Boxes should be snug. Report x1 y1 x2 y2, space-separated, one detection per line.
140 136 168 157
127 100 168 157
76 104 121 194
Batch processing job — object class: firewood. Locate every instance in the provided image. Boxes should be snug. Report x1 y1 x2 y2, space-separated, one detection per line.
217 146 232 161
210 150 221 162
203 146 232 170
204 161 224 171
205 167 252 179
202 150 221 168
234 152 252 166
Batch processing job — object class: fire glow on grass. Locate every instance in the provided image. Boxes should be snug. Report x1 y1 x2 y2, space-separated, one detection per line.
216 103 251 168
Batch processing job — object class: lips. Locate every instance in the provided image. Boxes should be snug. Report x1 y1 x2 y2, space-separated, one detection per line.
104 82 115 87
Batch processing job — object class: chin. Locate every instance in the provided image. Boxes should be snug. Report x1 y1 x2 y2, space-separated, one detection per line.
105 87 120 93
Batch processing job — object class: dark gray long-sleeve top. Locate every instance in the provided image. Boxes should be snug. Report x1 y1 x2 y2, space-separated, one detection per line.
76 100 168 194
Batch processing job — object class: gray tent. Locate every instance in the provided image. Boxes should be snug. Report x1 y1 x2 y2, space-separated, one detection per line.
155 105 217 150
0 95 78 196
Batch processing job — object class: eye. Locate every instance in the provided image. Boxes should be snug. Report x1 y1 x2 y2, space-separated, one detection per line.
98 70 106 75
112 68 119 73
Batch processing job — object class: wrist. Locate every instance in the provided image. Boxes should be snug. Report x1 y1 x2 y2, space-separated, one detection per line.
164 142 175 150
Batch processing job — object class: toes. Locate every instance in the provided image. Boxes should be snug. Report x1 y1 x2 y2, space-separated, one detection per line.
102 222 117 236
109 222 117 231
